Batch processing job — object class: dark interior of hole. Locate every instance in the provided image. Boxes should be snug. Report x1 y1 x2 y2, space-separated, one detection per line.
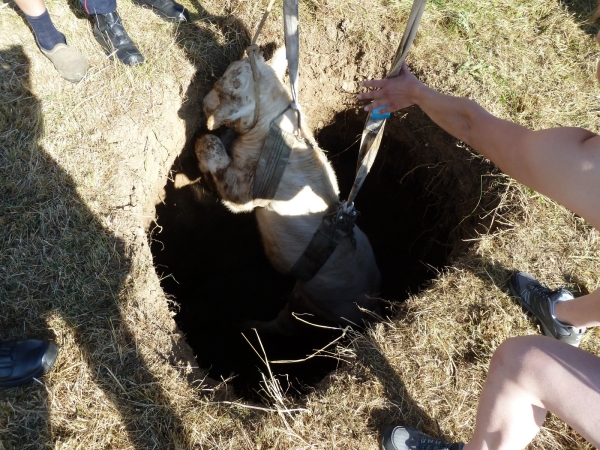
150 110 456 399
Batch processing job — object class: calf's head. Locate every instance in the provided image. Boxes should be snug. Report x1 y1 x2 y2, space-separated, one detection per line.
203 59 258 134
203 49 288 134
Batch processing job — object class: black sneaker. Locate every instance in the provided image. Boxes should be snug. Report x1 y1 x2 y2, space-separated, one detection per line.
381 426 464 450
92 11 144 66
509 271 585 346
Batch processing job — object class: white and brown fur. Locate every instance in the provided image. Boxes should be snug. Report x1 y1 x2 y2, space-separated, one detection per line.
195 48 381 333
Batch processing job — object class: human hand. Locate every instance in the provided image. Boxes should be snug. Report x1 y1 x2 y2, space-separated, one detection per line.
358 62 423 115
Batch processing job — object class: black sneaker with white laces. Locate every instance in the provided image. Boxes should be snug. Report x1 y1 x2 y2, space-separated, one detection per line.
509 271 585 347
381 426 464 450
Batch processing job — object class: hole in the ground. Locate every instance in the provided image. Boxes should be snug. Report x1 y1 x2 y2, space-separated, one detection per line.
150 109 476 399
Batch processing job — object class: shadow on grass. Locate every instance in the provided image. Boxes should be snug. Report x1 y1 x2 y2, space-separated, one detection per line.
350 333 440 441
557 0 600 35
0 46 192 449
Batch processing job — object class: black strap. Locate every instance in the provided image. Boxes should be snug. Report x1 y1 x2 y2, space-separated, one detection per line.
289 207 357 282
253 122 295 201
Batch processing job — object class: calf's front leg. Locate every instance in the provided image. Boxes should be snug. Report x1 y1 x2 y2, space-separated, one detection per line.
194 134 253 207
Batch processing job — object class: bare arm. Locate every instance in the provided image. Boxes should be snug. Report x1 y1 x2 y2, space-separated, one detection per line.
359 63 600 230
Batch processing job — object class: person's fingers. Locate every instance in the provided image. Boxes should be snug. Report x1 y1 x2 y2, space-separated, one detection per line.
360 78 387 89
358 89 381 100
364 99 389 112
376 105 394 115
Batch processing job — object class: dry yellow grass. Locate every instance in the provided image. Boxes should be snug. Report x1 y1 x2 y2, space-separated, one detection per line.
0 0 599 448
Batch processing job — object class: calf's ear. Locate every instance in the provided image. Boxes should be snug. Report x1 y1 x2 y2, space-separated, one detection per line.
268 47 288 80
206 104 232 130
206 99 254 131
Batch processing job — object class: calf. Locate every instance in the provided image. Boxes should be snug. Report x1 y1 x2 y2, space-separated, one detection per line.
195 49 381 334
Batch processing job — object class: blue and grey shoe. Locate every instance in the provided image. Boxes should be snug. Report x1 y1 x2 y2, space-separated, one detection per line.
509 271 585 347
381 426 464 450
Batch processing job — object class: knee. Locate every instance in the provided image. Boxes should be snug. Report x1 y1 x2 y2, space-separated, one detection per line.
488 335 548 382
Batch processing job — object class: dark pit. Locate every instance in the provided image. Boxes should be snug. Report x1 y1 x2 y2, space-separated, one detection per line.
150 109 493 399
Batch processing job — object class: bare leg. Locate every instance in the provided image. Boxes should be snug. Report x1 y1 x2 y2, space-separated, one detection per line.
464 335 600 450
13 0 46 16
554 288 600 328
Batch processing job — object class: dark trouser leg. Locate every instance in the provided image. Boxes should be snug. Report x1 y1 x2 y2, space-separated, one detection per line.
81 0 189 22
79 0 116 15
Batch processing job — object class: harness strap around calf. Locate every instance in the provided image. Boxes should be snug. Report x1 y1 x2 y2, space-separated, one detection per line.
289 205 357 282
252 120 296 205
250 108 358 282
